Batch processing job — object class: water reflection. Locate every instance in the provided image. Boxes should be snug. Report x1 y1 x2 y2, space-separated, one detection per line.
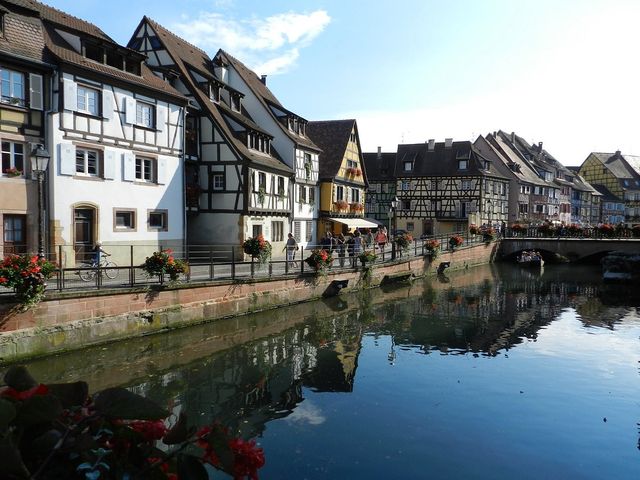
11 264 640 478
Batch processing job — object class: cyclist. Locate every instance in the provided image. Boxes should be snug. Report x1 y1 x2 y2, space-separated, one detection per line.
91 242 108 266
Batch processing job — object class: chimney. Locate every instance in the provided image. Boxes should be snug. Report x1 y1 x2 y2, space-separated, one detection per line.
260 75 267 85
444 138 453 149
538 142 543 152
510 132 515 143
615 150 622 157
377 146 382 159
428 139 435 151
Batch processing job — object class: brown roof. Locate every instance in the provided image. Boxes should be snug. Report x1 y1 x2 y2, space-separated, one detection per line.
44 25 185 101
363 151 396 182
3 0 113 42
142 17 292 174
217 49 320 152
0 6 50 65
307 120 356 179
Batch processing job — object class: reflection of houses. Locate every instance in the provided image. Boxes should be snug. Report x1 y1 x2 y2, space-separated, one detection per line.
393 139 509 237
578 151 640 227
363 148 396 227
307 119 376 236
129 19 292 255
0 2 51 255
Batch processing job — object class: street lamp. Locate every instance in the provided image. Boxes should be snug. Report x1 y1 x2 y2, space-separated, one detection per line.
389 196 399 259
486 199 493 226
30 144 50 258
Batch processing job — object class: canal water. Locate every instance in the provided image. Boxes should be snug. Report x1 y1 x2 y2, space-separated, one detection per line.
13 264 640 479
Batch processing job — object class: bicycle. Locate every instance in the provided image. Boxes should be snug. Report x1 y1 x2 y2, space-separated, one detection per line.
78 254 119 281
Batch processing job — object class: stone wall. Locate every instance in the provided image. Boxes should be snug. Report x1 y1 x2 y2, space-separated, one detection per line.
0 242 496 363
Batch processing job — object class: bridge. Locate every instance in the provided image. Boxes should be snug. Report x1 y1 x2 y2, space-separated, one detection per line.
498 238 640 261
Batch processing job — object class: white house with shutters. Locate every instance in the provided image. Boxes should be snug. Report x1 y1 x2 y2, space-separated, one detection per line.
39 8 187 265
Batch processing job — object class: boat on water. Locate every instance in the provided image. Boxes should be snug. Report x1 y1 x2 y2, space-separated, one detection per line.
517 251 544 268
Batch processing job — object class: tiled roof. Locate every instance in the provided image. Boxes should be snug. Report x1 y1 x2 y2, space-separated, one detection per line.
589 152 640 181
0 7 50 65
591 184 623 202
143 18 292 175
217 49 320 152
394 140 508 179
490 132 549 186
44 25 185 100
363 151 396 182
307 120 355 179
3 0 113 42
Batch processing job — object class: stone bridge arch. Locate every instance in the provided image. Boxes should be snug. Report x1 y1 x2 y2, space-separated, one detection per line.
498 238 640 262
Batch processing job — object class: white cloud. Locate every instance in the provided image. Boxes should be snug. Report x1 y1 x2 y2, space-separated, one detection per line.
172 10 330 75
284 400 326 426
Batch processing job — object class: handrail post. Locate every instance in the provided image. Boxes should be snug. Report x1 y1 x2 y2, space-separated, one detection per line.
130 245 134 287
209 247 214 280
57 244 63 291
251 256 255 278
300 246 305 274
185 245 191 282
231 247 236 280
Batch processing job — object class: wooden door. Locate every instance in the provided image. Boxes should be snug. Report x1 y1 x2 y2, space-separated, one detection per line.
3 214 27 254
74 208 94 262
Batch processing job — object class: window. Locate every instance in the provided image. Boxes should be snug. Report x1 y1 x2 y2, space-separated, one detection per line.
1 141 24 175
305 220 312 242
519 204 528 214
136 102 154 128
401 180 410 191
3 215 26 254
231 94 241 112
403 161 413 172
258 172 266 191
1 68 25 106
401 199 411 211
350 132 356 143
252 224 262 238
484 160 490 170
272 221 284 242
458 159 468 170
309 186 315 204
351 188 360 203
535 204 544 213
75 148 100 176
336 185 344 201
135 157 154 182
114 209 135 231
299 185 307 203
462 180 471 190
209 84 220 103
294 221 301 241
407 222 414 231
278 176 285 196
77 86 99 115
212 173 224 190
148 210 168 231
84 43 103 62
347 159 358 169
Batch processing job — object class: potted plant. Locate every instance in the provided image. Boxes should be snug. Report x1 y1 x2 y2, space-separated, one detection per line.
304 248 333 272
358 250 377 266
482 227 496 243
632 225 640 238
395 232 414 252
355 168 362 176
598 223 615 238
537 224 555 236
469 224 481 235
242 234 272 265
141 249 188 284
3 167 23 177
0 254 57 309
334 200 349 211
449 235 464 250
424 239 441 258
510 223 525 236
567 224 583 236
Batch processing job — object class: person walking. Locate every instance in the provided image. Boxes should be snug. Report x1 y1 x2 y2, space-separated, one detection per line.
335 233 346 267
375 227 388 255
320 231 333 252
352 230 363 266
284 233 298 268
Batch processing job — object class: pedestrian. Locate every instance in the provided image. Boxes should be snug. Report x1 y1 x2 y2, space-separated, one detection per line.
335 233 346 267
352 230 363 266
320 231 332 252
375 227 388 254
283 233 298 268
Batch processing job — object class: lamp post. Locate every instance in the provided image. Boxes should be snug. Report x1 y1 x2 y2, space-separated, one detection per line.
389 196 399 259
486 199 493 226
30 144 50 258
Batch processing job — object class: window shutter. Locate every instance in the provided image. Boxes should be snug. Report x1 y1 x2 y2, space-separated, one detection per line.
63 78 77 111
309 186 315 202
59 143 75 175
102 88 114 121
103 149 116 180
124 97 136 124
156 104 167 132
122 152 135 181
156 158 167 185
29 74 43 110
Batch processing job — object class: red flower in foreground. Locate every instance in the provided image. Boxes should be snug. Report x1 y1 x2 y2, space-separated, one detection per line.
229 438 265 480
130 420 168 441
1 383 49 401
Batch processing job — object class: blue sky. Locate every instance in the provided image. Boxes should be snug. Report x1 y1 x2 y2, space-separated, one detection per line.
45 0 640 165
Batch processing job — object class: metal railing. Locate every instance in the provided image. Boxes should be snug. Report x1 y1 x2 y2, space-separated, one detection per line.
0 232 488 297
504 226 640 240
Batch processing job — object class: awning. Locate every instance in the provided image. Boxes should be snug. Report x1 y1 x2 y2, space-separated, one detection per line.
328 217 381 229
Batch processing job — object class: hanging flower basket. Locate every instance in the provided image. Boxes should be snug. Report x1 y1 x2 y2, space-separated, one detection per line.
0 254 57 309
449 235 464 249
334 200 349 211
243 234 272 265
141 249 188 283
358 250 377 265
469 224 481 235
483 227 496 243
395 232 414 251
425 239 441 258
304 248 333 272
510 223 525 235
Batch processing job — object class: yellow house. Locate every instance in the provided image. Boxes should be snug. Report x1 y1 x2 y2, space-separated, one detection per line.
307 119 377 237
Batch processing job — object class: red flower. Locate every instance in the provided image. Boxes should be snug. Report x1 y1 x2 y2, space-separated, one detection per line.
130 420 168 441
0 277 7 284
229 438 265 480
1 383 49 401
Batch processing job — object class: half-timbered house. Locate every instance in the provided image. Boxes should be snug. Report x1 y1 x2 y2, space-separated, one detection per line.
393 139 509 236
18 4 189 266
212 50 321 247
307 119 376 236
129 18 294 255
0 1 51 256
363 148 397 228
579 151 640 226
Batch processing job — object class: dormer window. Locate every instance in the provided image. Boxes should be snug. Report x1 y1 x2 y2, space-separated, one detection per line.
458 159 468 170
403 161 413 172
209 83 220 103
247 132 270 154
231 93 241 112
296 120 305 136
106 50 123 69
124 59 141 76
288 118 294 131
84 42 103 62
